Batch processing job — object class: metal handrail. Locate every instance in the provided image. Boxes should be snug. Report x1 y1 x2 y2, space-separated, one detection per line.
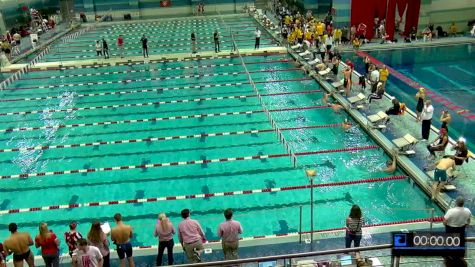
172 244 392 266
172 237 475 267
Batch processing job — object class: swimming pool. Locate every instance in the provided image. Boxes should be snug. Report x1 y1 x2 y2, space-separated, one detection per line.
39 16 275 63
345 44 475 152
0 16 443 257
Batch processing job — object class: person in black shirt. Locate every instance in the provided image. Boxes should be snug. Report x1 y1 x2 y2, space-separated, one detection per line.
140 34 148 58
446 139 468 166
191 32 197 53
102 38 109 59
213 30 220 53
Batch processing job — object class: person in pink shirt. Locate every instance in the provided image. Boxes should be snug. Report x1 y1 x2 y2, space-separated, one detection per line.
154 213 175 266
178 209 206 263
217 209 243 260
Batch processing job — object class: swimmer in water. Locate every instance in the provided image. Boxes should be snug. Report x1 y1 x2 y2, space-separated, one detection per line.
342 119 352 131
382 151 397 173
322 93 330 105
329 102 343 113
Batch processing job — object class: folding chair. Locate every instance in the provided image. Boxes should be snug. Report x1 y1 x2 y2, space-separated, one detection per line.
299 50 311 60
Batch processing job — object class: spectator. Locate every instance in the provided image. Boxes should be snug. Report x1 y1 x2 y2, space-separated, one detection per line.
191 32 197 53
87 221 110 267
72 239 103 267
410 26 417 41
117 35 124 58
218 208 243 260
440 110 452 132
436 26 448 37
386 98 401 116
345 205 364 248
65 221 82 257
367 82 384 103
213 30 220 53
379 65 389 90
13 32 21 55
449 22 457 37
426 128 449 159
154 213 175 266
254 27 261 49
140 34 148 58
3 223 34 267
471 24 475 37
415 88 426 122
0 242 5 267
35 223 60 267
178 209 206 263
444 139 468 173
369 65 380 93
111 213 135 267
421 100 434 141
95 40 102 57
422 26 432 42
102 38 109 59
444 196 471 244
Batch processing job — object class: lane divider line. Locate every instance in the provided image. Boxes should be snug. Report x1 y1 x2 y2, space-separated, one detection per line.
0 173 401 214
0 105 330 133
0 78 312 103
21 59 290 81
0 145 378 180
4 68 300 91
0 90 321 117
0 123 340 153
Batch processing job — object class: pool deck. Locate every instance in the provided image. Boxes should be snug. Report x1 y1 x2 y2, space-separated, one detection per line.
254 9 475 218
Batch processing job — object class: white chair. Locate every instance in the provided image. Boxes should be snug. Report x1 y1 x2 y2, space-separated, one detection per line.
291 43 302 50
331 79 344 88
392 133 418 154
318 67 331 76
308 58 320 66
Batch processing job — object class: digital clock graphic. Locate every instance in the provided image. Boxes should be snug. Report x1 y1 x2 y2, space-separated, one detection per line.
392 232 465 257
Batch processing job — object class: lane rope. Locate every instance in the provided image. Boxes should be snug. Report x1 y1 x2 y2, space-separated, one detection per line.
0 77 312 103
0 105 330 133
20 59 289 80
0 123 340 153
0 90 321 117
4 68 300 91
0 174 402 214
0 145 378 180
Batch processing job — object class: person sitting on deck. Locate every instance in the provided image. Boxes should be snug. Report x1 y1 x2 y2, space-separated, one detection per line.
444 138 469 167
426 128 449 159
385 98 401 116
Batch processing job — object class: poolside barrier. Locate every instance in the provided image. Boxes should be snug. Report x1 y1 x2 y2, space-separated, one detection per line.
0 145 378 180
0 174 405 214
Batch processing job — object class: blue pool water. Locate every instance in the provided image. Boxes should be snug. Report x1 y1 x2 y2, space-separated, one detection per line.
0 16 443 257
346 44 475 152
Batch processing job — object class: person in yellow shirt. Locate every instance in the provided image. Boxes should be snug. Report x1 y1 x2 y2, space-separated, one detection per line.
288 31 296 44
449 22 457 37
316 22 324 37
295 27 303 43
379 65 390 89
334 28 342 46
284 16 292 26
305 31 313 43
352 38 361 49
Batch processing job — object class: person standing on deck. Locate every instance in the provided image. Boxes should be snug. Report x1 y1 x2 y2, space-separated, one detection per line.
254 28 261 49
140 34 148 58
217 209 242 260
421 100 434 141
213 30 220 53
102 38 109 59
117 35 124 58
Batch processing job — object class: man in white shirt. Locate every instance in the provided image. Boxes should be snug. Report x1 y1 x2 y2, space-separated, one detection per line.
421 100 434 140
369 66 380 93
72 239 103 267
444 196 471 245
254 28 261 49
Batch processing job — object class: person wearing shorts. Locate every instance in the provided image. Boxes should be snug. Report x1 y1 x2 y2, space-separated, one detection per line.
3 223 35 267
432 157 455 200
111 213 135 267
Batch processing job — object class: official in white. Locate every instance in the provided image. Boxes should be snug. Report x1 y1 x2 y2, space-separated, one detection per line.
444 196 471 244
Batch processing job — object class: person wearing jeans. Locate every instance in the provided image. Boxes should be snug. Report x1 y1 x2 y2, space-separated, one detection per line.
154 213 175 266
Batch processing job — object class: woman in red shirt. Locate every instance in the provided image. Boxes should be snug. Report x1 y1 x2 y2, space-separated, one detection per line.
35 223 60 267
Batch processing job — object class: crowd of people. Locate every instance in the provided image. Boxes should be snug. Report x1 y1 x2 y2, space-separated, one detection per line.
0 209 243 267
